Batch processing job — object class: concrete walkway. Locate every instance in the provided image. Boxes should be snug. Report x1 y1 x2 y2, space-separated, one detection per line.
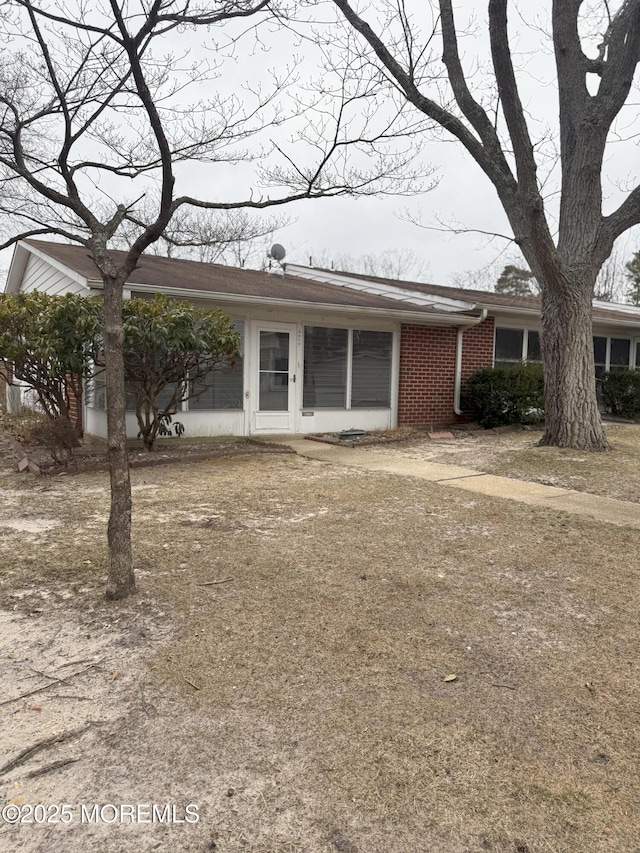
268 437 640 530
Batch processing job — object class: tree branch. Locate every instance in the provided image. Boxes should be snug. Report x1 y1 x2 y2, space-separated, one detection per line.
331 0 511 189
599 184 640 260
488 0 538 194
594 0 640 126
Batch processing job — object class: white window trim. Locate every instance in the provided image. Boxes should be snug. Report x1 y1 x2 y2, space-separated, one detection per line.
594 334 633 372
303 323 394 411
493 326 540 365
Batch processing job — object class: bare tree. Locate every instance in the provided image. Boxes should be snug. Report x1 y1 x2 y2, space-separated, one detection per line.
308 247 429 280
594 247 626 303
329 0 640 450
449 264 501 293
0 0 422 599
118 204 289 268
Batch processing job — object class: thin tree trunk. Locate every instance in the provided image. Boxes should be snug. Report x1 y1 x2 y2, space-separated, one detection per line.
102 278 134 600
538 281 610 451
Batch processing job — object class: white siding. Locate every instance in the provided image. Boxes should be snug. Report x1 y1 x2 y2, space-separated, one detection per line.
21 254 87 296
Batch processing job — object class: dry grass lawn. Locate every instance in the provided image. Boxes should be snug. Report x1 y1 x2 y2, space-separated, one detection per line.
1 430 639 853
363 421 640 502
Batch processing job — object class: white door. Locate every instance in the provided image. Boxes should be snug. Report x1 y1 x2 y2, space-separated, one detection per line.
252 324 297 433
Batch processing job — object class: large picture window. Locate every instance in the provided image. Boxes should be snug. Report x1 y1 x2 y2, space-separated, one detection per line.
303 326 393 409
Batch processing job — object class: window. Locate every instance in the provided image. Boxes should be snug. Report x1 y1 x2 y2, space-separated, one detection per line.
593 336 607 380
90 372 106 410
494 327 541 366
495 328 633 378
594 335 631 378
351 330 392 408
303 326 393 409
610 338 631 369
494 328 523 366
303 327 348 407
189 321 244 410
88 321 245 412
526 331 541 362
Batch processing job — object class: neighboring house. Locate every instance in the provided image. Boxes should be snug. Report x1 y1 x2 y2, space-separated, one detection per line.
5 239 640 438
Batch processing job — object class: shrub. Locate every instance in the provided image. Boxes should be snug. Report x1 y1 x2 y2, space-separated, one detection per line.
601 368 640 419
28 416 81 466
1 408 47 444
461 362 545 428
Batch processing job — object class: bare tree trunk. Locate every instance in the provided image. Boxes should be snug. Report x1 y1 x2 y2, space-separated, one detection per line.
539 279 610 451
102 278 134 600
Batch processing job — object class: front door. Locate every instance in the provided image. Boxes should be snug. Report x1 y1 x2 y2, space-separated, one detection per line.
252 325 297 433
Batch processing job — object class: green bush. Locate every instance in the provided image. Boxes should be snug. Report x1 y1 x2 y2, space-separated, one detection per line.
601 368 640 419
461 362 545 428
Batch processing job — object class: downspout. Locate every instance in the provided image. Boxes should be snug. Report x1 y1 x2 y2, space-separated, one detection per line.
454 309 488 415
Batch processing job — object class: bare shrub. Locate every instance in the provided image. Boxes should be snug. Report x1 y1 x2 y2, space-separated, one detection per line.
28 416 81 467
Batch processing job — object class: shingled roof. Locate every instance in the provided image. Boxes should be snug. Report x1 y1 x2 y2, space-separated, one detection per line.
287 264 640 327
11 239 640 328
18 240 478 319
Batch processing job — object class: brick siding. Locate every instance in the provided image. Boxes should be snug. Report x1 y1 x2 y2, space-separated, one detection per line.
66 375 83 434
397 317 495 428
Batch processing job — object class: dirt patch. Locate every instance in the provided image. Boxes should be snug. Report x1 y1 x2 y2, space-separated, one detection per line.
1 437 640 852
1 414 295 476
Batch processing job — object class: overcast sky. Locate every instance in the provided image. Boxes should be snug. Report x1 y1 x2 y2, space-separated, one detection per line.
274 0 640 284
2 1 640 289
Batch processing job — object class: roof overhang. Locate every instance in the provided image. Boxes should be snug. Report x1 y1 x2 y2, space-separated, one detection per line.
487 300 640 332
286 263 477 313
87 279 486 327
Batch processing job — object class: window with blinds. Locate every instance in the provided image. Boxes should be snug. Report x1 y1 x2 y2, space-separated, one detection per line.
189 321 244 410
303 326 392 409
303 326 348 408
351 330 392 408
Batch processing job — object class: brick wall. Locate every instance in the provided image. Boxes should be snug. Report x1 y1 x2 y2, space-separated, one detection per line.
65 375 83 434
0 362 83 431
397 317 495 428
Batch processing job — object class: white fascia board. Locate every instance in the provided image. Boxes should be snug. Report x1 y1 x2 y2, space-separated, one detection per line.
489 301 640 332
593 299 640 314
286 264 476 313
592 318 640 333
4 243 29 293
88 279 484 327
10 240 91 293
483 304 541 320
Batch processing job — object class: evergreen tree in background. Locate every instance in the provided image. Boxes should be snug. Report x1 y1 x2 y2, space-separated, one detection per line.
495 265 537 297
625 252 640 306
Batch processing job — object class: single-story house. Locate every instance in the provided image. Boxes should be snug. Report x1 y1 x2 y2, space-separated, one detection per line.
4 238 640 438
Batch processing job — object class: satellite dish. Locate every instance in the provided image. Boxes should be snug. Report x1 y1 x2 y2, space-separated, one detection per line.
269 243 286 262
